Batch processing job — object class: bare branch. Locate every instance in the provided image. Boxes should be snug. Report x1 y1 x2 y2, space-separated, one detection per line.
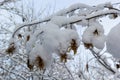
64 63 74 80
89 48 116 74
0 66 26 80
0 0 18 6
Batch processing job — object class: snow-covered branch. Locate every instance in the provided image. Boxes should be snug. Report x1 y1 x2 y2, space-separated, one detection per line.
12 3 120 37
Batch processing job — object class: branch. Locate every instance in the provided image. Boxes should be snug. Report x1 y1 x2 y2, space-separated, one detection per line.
0 0 18 6
12 9 120 38
89 48 116 74
70 10 120 24
0 66 26 80
64 63 74 80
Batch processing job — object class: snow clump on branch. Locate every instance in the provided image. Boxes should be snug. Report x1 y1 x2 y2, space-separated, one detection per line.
82 20 106 49
26 22 80 70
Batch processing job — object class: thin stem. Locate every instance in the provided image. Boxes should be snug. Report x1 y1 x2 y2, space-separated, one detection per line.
64 63 74 80
89 48 116 74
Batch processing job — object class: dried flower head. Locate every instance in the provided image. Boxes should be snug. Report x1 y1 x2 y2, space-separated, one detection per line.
27 56 45 70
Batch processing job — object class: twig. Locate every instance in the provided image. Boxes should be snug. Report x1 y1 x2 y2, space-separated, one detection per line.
89 48 116 74
0 66 26 80
64 63 74 80
0 0 18 6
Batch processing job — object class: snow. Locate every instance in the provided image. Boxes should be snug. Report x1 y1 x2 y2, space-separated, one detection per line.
52 3 93 16
93 2 112 11
28 44 53 69
50 16 69 26
26 22 80 69
92 35 106 49
106 23 120 59
82 21 105 49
